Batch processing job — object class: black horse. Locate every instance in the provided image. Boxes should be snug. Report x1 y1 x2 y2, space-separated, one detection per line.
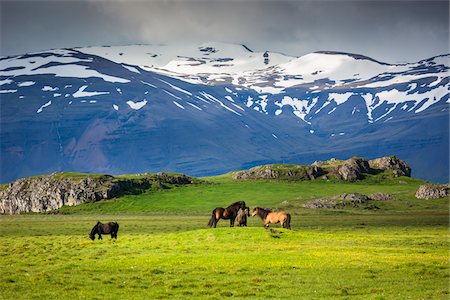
89 221 119 240
208 201 246 228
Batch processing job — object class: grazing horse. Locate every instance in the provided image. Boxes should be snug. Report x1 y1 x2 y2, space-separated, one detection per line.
251 207 291 229
89 221 119 240
208 201 246 228
236 207 250 227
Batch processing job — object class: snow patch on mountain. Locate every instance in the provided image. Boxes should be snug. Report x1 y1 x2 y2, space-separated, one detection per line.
126 100 147 110
37 101 52 113
73 85 110 98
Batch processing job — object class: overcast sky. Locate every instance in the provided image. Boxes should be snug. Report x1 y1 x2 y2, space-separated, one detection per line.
1 0 448 63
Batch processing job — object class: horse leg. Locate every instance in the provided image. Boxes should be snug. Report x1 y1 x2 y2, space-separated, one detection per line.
230 217 235 227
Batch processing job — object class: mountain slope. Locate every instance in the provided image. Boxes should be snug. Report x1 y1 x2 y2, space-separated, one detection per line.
0 43 448 183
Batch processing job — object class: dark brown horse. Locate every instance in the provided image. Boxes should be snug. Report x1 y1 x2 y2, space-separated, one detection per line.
89 221 119 240
236 207 250 227
251 207 291 229
208 201 246 228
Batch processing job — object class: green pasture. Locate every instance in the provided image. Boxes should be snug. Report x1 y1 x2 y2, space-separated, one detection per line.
0 174 448 299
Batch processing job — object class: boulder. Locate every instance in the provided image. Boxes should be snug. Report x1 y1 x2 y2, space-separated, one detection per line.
370 156 411 177
415 184 449 199
335 157 370 181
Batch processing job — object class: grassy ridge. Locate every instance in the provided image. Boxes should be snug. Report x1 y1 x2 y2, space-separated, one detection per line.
0 173 448 299
53 173 443 215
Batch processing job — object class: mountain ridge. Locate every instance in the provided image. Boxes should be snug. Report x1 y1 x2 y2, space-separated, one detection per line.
1 43 448 183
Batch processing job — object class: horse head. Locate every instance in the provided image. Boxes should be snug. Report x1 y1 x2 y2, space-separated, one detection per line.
251 207 259 217
89 232 95 240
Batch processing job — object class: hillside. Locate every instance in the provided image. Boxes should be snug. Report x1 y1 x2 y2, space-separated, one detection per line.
1 43 448 183
1 156 447 215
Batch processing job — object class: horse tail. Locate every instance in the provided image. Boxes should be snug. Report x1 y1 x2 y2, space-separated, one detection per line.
208 209 217 228
286 213 291 230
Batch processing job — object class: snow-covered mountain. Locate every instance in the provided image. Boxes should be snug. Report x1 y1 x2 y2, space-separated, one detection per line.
1 43 448 183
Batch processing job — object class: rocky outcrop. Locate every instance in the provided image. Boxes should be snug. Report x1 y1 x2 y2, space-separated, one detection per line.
233 156 412 182
232 164 324 180
335 157 371 182
0 172 195 214
303 192 390 209
370 156 411 177
415 184 449 199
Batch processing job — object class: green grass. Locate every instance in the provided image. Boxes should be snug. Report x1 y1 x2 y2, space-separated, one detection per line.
0 174 448 299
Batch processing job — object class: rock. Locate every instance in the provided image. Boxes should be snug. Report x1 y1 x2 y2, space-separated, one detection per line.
0 173 195 214
335 157 370 181
232 164 324 181
368 193 392 201
415 184 449 199
281 200 289 205
303 193 371 209
398 180 408 184
311 160 323 167
370 156 411 177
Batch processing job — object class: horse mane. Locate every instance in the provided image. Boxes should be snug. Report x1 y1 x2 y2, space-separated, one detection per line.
255 207 271 220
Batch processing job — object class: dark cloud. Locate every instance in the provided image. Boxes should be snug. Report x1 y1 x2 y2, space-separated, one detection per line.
1 0 448 63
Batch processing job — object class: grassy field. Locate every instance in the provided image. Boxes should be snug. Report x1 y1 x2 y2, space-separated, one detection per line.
0 174 448 299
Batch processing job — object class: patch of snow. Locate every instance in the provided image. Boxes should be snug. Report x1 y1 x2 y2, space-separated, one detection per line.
37 101 52 113
141 80 157 88
89 100 97 103
200 91 242 116
272 133 278 139
17 81 35 87
42 86 58 91
187 102 202 110
122 64 141 74
310 130 315 134
225 95 234 102
126 100 147 110
53 93 61 97
246 96 254 107
173 101 185 109
113 104 119 111
157 78 192 95
328 92 353 105
163 89 182 100
73 85 109 98
327 107 337 114
225 87 233 93
0 89 17 93
0 79 13 85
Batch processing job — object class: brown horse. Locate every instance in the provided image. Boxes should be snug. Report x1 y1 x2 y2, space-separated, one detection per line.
251 207 291 229
236 207 250 227
208 201 246 228
89 221 119 240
